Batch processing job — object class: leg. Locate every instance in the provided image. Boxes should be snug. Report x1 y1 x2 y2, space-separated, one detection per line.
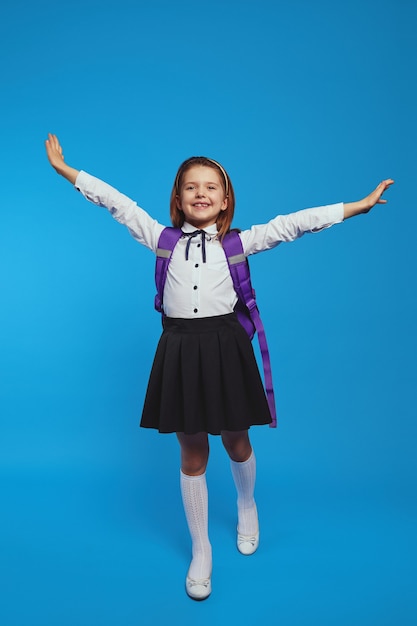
221 430 259 555
221 429 252 463
177 432 212 599
177 431 209 476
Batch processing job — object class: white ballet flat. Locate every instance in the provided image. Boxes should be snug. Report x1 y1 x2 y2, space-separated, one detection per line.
237 530 259 555
185 575 212 600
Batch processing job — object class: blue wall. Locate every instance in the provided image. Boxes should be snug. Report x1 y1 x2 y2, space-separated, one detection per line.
1 1 416 624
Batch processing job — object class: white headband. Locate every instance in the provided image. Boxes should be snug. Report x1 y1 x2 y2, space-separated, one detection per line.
175 158 229 196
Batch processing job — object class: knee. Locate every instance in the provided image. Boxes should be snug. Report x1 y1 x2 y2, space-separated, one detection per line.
181 451 209 476
180 444 209 475
221 431 252 463
177 433 209 476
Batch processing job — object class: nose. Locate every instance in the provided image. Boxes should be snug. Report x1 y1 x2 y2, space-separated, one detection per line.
196 187 206 198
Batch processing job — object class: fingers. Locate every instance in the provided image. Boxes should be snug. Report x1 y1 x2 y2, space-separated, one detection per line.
51 135 62 152
45 136 55 160
51 133 61 152
382 179 394 187
45 133 65 169
375 180 393 191
46 132 55 147
381 179 394 191
376 178 394 204
46 133 61 152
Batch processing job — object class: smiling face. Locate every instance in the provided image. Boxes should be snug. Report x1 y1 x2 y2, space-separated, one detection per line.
176 165 228 229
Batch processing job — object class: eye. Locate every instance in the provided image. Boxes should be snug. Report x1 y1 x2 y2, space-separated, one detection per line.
208 185 216 190
185 185 195 190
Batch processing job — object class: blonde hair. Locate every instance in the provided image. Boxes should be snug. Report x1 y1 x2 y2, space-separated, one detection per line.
170 156 235 240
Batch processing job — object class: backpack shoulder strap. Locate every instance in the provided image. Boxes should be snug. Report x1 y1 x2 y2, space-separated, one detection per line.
222 231 256 316
154 227 183 312
223 231 277 428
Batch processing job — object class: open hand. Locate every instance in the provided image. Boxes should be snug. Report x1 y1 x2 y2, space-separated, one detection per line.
344 179 394 219
45 133 66 172
45 133 79 184
362 179 395 212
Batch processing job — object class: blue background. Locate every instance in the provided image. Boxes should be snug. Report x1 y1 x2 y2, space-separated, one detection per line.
1 0 416 624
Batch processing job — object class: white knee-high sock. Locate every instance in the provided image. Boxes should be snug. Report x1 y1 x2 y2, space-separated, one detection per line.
180 470 212 580
230 450 259 536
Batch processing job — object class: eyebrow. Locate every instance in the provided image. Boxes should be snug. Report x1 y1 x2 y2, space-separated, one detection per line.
182 180 220 185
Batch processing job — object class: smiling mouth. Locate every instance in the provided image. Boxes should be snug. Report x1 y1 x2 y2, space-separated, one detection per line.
193 203 210 207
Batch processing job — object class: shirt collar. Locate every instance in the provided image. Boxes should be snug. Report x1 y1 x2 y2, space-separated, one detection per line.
182 221 218 235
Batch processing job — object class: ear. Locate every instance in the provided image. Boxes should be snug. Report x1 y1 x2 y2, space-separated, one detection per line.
221 196 228 212
176 195 182 211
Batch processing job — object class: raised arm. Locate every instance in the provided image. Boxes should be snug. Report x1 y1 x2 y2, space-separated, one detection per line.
45 133 165 252
45 133 79 184
241 178 395 256
343 179 394 219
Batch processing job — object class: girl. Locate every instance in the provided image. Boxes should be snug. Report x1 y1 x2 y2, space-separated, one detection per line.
45 133 393 600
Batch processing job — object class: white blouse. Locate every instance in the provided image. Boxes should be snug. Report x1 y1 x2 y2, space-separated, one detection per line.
75 171 344 318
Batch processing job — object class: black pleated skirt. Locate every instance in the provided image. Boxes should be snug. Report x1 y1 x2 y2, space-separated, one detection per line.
140 313 272 435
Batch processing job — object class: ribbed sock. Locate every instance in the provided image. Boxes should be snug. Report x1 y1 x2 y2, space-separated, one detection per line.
180 470 212 580
230 450 259 536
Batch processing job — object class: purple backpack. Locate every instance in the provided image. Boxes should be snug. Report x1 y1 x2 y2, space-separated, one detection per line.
154 227 277 428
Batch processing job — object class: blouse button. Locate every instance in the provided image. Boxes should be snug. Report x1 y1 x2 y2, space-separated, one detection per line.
194 308 198 313
193 285 198 290
195 263 199 268
197 243 201 248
